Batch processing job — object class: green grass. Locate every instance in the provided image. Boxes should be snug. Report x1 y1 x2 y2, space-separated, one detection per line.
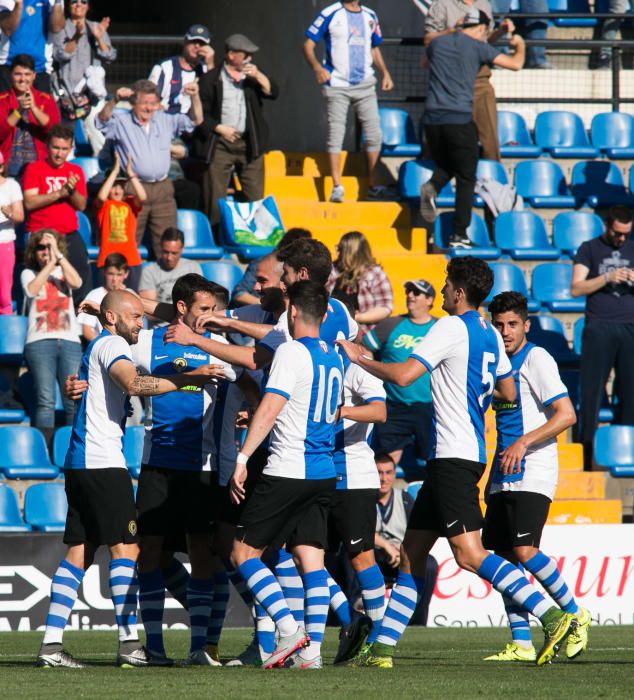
1 626 633 699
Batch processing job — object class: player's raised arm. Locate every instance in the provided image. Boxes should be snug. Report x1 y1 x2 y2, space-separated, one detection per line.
337 339 427 387
340 399 386 424
109 357 224 396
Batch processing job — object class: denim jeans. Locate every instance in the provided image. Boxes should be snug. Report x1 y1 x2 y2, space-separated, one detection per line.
24 338 82 428
600 0 632 59
490 0 549 67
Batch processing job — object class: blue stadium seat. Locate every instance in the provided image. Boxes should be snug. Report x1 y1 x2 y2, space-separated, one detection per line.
69 156 101 181
573 316 584 355
398 160 455 206
406 481 423 500
474 159 509 207
52 426 72 468
548 0 597 26
217 197 281 260
0 426 59 479
497 111 541 158
560 370 614 423
514 160 576 208
485 262 540 311
529 315 566 335
494 211 560 260
176 209 223 260
591 112 634 159
531 263 586 312
571 160 634 208
0 484 31 532
526 318 579 366
629 164 634 196
552 211 604 258
434 212 500 259
77 210 99 259
24 483 67 532
0 375 25 424
123 425 145 479
17 372 65 425
379 108 422 157
594 425 634 477
534 111 599 158
0 315 27 365
73 119 92 157
200 261 244 296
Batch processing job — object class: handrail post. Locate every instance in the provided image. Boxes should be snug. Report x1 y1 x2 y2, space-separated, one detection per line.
611 44 620 112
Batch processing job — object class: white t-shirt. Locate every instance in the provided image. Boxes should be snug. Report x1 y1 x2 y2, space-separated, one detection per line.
0 177 23 243
76 285 107 337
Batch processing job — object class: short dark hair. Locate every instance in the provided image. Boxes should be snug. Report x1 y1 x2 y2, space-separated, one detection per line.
446 256 493 308
161 227 185 245
287 280 328 324
606 205 633 228
488 291 528 321
374 452 396 466
130 79 161 102
10 54 35 72
46 124 74 144
277 227 312 251
277 238 332 287
171 273 218 311
103 252 129 271
207 281 229 310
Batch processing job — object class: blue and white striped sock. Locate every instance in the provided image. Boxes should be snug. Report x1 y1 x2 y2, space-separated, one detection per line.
302 570 330 657
357 565 386 644
504 594 532 648
138 569 166 655
238 558 297 637
187 577 214 653
375 572 423 647
42 559 84 645
255 602 276 656
273 550 305 625
327 574 352 626
478 554 552 620
523 551 579 614
206 571 229 646
109 558 139 642
162 558 190 609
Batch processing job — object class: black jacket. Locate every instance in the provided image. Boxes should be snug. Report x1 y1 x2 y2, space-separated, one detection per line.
192 64 279 163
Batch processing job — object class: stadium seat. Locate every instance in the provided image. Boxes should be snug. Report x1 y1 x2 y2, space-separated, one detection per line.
0 375 26 424
529 314 566 335
594 425 634 477
474 159 509 207
0 315 27 365
77 210 99 258
552 211 604 258
534 111 599 158
0 484 31 532
0 426 59 479
497 111 541 158
52 426 72 468
397 160 455 206
17 372 65 425
494 211 560 260
590 112 634 159
548 0 597 26
560 369 614 423
123 425 145 479
570 161 634 208
629 164 634 196
176 209 223 260
531 263 586 312
434 212 500 259
378 108 422 157
514 161 576 208
200 261 244 296
217 197 281 260
69 156 101 181
406 481 423 499
527 317 579 366
73 119 92 157
573 316 584 355
484 262 540 311
24 483 67 532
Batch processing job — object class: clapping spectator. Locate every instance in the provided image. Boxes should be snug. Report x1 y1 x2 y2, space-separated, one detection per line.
0 149 23 314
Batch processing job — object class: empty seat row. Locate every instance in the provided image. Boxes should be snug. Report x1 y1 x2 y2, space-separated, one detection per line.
0 482 67 532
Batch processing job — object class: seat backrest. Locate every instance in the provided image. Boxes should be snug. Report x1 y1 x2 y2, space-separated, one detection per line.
497 111 534 147
594 425 634 468
552 212 604 254
0 484 24 525
176 209 215 248
379 108 416 146
0 315 27 358
200 261 244 295
495 211 550 250
591 112 634 149
534 111 590 148
548 0 591 12
76 211 93 248
398 160 434 198
52 426 73 468
69 157 100 181
435 212 490 248
476 159 508 184
485 262 530 304
571 160 625 190
24 483 68 526
123 425 145 469
0 426 52 468
573 316 585 354
531 263 574 302
529 314 566 335
514 160 569 197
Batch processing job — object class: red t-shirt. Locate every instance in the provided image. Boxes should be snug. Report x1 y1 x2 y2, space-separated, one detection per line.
22 160 87 234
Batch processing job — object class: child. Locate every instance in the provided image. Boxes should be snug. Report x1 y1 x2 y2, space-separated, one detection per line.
95 152 146 291
0 151 24 314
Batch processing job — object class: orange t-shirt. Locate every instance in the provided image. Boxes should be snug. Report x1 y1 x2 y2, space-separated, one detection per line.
96 197 142 267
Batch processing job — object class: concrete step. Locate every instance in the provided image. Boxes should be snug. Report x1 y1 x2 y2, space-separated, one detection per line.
546 499 622 525
277 200 412 229
556 471 606 499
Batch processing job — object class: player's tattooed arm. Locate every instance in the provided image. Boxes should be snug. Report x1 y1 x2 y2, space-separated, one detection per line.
128 375 161 396
110 359 223 396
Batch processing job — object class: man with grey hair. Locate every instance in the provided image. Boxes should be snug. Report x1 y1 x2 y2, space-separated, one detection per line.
97 78 203 258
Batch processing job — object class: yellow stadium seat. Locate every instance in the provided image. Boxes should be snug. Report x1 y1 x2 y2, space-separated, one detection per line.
547 499 621 525
558 443 584 471
277 201 411 229
555 471 606 500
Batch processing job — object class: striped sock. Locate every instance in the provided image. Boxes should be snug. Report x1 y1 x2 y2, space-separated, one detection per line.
523 551 579 614
375 572 423 647
255 602 276 656
206 571 229 645
162 558 190 609
478 554 552 620
357 565 386 644
42 560 84 645
504 594 532 647
273 550 305 625
302 570 330 658
224 559 255 609
187 577 214 653
327 574 352 626
238 558 297 637
109 558 139 642
138 569 166 655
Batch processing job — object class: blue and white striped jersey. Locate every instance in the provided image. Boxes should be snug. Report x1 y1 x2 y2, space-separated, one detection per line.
148 56 206 114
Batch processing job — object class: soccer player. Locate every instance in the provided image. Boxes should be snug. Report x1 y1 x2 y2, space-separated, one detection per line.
37 290 218 668
338 257 577 668
229 280 344 670
483 291 590 662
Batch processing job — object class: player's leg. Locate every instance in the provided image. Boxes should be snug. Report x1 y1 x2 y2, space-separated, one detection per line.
160 553 189 609
267 548 305 626
108 542 144 666
205 559 229 663
327 571 352 626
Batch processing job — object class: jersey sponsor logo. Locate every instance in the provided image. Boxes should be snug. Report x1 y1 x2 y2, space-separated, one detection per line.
492 399 519 412
183 352 207 360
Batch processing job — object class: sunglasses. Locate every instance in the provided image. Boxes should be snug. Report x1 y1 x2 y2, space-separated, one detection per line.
405 286 425 296
35 244 49 251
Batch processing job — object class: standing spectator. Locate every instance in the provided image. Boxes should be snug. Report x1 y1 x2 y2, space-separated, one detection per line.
570 205 634 470
0 148 23 313
22 123 90 304
597 2 632 69
363 280 436 465
327 230 392 334
0 54 60 177
419 10 524 249
490 1 551 69
97 79 202 259
194 34 278 226
51 0 116 155
303 0 394 203
0 0 65 92
168 137 200 211
149 24 214 114
20 228 82 433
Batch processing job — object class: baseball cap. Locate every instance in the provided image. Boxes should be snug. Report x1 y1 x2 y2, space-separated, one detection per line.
225 33 259 54
184 24 211 44
404 280 435 297
462 8 491 28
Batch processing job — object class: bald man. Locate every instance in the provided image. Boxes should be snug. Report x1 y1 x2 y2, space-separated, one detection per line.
37 290 223 669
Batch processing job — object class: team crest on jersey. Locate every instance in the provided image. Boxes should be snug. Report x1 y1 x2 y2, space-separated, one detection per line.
26 5 36 16
173 357 188 372
128 520 137 536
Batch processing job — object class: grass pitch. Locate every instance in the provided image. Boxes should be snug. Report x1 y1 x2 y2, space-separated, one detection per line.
1 625 633 699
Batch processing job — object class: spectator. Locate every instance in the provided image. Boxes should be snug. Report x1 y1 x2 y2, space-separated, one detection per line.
149 23 214 114
96 78 203 259
0 53 60 177
22 123 90 304
51 0 116 155
194 33 278 225
490 1 551 69
597 2 631 70
571 205 634 470
363 280 436 465
168 137 200 211
0 0 65 92
20 228 82 433
303 0 394 203
326 230 392 334
94 150 146 291
0 149 23 314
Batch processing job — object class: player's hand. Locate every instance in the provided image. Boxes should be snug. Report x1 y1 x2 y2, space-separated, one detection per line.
498 438 528 474
195 311 232 333
164 319 198 346
64 374 88 400
187 363 226 383
230 463 248 504
314 66 331 84
336 339 365 364
381 72 394 92
77 299 100 316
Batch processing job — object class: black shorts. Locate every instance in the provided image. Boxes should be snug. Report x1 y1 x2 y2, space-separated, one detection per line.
328 488 378 555
236 474 336 551
408 458 485 538
373 401 432 459
137 466 219 537
482 491 551 552
64 468 138 546
216 446 268 526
